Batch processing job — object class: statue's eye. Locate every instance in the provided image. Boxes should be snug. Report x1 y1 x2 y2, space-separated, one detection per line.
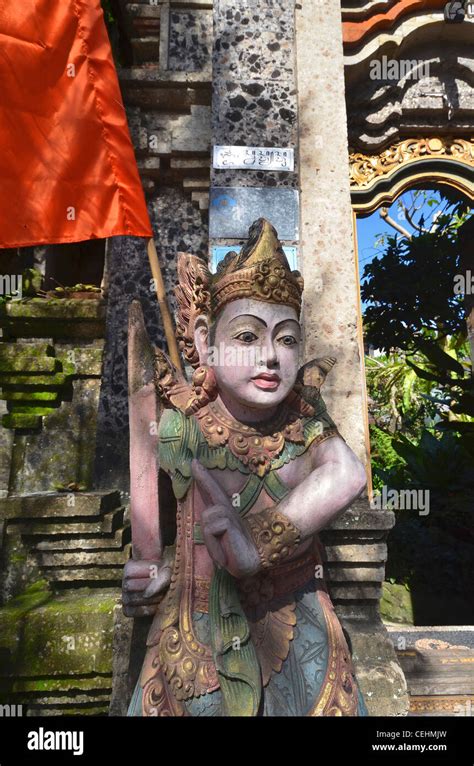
279 335 297 346
235 331 258 343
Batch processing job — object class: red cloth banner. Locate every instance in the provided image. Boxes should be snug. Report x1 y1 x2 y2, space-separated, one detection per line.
0 0 152 247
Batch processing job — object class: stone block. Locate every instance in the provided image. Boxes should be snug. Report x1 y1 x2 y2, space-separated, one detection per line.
8 508 125 536
42 568 124 583
324 543 387 563
0 299 106 340
342 618 410 716
35 527 130 551
0 587 120 715
38 545 131 568
380 582 414 625
0 491 121 520
329 583 383 601
0 589 118 678
326 564 386 582
169 9 212 72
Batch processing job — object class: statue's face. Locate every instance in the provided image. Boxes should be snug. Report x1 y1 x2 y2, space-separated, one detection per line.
202 298 301 412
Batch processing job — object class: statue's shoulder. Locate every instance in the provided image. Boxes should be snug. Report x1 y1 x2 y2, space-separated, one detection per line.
295 356 340 436
158 408 203 498
308 391 337 428
158 407 186 441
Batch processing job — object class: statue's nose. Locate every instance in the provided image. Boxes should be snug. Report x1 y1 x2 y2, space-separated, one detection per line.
263 341 279 368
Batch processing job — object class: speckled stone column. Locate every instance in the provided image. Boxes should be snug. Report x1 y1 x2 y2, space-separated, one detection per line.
295 1 369 469
211 0 298 246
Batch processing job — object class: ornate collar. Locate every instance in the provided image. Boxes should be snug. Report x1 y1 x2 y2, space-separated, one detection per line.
194 394 313 476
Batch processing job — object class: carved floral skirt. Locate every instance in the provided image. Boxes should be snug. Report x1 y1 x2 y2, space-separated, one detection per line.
127 571 369 717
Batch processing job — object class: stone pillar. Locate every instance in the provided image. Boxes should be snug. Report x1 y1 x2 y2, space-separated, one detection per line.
295 0 369 467
295 0 408 715
211 0 298 255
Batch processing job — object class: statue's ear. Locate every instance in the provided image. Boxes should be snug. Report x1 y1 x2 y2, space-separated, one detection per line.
175 252 211 368
193 314 211 366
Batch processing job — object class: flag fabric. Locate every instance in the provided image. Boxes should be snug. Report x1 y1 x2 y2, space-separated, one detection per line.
0 0 152 248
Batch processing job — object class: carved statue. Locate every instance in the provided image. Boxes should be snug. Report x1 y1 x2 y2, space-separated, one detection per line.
123 218 369 716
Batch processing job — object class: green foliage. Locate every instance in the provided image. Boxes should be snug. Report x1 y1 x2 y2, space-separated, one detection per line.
362 191 474 621
379 428 474 619
361 201 470 353
370 426 404 493
366 351 436 438
363 195 473 436
22 268 43 297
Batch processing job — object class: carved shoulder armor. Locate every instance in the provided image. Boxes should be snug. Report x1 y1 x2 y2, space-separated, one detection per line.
158 408 202 499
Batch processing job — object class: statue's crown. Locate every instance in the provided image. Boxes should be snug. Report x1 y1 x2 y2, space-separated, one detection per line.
175 218 303 367
211 218 303 315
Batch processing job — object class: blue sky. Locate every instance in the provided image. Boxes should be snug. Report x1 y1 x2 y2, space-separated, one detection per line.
355 189 455 310
356 196 407 312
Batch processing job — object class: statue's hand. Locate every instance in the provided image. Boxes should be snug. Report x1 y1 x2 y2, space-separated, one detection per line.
191 459 261 579
122 549 173 617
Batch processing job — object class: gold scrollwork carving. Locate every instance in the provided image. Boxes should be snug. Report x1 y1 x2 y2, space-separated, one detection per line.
350 137 474 190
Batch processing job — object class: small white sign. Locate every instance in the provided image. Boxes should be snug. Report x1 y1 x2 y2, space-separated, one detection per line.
213 145 294 172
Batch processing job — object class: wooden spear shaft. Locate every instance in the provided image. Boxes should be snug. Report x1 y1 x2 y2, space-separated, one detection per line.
146 237 182 370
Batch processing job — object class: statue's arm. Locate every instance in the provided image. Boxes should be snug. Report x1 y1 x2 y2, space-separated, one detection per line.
276 434 367 537
191 435 366 580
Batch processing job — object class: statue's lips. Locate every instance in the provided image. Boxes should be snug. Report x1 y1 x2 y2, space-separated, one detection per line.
251 373 281 391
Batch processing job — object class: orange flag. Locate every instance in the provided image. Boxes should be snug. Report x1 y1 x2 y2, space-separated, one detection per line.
0 0 152 248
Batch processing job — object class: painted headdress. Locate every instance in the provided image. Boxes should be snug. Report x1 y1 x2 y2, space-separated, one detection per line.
175 218 304 368
148 217 333 432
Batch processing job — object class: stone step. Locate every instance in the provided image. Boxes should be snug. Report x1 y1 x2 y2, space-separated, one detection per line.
0 298 106 340
26 704 109 716
9 507 125 536
0 356 57 374
0 588 119 678
125 3 161 20
400 649 474 696
2 390 60 403
388 626 474 699
324 543 387 563
325 564 385 582
125 85 210 111
35 527 130 551
39 545 131 567
325 504 395 531
137 156 161 174
55 346 103 377
0 491 121 519
118 65 212 103
171 0 213 6
43 567 125 582
329 583 383 601
170 158 210 169
21 690 112 707
183 176 210 190
0 341 54 360
9 675 112 694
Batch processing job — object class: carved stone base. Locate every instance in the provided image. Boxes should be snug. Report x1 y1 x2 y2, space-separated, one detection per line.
320 498 410 716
